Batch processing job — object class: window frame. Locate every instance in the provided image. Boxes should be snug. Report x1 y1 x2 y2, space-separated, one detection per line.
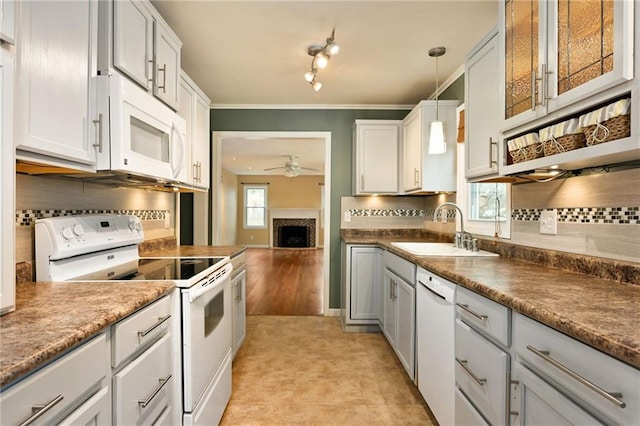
243 184 268 229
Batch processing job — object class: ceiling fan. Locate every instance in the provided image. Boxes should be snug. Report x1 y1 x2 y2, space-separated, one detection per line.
264 155 320 177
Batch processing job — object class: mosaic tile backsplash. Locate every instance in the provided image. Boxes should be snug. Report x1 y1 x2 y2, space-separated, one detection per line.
346 208 456 219
512 207 639 224
16 210 169 226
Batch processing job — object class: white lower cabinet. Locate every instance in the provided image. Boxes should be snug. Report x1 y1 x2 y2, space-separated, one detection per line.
0 333 108 425
341 245 382 331
455 319 509 425
455 286 511 426
59 386 111 426
113 333 173 425
382 251 416 381
111 294 176 425
232 269 247 358
512 313 639 425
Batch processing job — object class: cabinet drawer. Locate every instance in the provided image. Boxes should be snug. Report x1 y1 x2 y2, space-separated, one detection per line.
1 333 107 426
112 295 171 367
113 332 173 425
59 386 111 425
455 387 489 426
456 286 510 347
514 313 639 425
455 319 509 426
383 250 415 284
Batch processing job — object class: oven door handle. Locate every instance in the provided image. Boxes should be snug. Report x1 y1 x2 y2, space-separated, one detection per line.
187 263 233 303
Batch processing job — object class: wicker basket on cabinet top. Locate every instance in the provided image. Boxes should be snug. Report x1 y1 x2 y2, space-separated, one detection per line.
507 133 544 164
580 98 631 146
539 118 586 157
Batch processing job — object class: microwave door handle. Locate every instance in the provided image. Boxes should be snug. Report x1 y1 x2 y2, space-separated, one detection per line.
170 122 185 179
187 264 233 303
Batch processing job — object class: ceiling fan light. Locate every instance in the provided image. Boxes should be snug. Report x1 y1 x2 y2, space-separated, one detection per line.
312 81 322 91
304 71 315 82
284 168 298 178
316 53 329 69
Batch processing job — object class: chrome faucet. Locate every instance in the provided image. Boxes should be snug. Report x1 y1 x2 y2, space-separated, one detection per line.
433 202 477 251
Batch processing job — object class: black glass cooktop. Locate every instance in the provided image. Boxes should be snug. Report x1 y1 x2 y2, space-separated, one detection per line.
126 257 227 281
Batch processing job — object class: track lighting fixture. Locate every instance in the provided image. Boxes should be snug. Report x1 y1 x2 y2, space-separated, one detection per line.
303 28 339 91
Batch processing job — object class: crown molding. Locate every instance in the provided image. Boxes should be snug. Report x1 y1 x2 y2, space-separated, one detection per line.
210 103 414 110
427 64 465 100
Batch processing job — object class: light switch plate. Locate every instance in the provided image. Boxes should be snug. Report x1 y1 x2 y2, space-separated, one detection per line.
539 209 558 235
343 211 351 223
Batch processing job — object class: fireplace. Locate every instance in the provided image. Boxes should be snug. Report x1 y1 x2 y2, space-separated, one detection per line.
272 219 316 248
278 225 311 248
270 209 320 249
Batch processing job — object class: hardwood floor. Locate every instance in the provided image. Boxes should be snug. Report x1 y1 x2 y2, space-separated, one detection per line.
244 248 323 316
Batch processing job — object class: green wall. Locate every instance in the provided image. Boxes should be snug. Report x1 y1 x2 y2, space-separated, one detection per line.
210 109 409 309
209 74 465 310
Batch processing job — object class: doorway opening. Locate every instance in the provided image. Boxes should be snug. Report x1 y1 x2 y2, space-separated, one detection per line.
211 131 331 315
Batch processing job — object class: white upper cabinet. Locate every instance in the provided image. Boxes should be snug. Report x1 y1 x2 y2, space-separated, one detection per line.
500 0 634 132
402 100 458 193
0 0 15 44
99 0 182 111
112 0 153 90
153 18 181 111
179 71 210 190
465 30 500 180
352 120 401 195
15 0 99 172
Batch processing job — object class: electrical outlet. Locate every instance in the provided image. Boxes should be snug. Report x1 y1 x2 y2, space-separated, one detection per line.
539 209 558 235
344 211 351 223
164 213 171 229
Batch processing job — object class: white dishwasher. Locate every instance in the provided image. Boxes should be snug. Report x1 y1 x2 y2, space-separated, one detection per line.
416 267 456 426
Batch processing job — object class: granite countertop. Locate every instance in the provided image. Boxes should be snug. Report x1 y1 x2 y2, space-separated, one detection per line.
0 281 175 388
344 236 640 369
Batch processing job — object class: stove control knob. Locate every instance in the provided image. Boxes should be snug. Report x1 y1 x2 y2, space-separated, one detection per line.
62 227 74 240
73 224 84 237
135 222 142 232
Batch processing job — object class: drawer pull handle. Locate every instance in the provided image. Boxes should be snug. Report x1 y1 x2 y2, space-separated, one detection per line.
138 374 172 408
19 394 64 426
138 315 171 339
526 345 626 408
456 303 488 322
455 358 486 386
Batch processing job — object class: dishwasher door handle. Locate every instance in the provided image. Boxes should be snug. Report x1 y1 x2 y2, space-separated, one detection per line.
419 280 447 301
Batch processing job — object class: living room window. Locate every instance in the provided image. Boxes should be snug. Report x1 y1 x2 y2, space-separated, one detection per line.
244 185 268 229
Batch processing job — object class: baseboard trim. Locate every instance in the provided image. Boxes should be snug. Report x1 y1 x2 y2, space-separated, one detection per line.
325 308 341 317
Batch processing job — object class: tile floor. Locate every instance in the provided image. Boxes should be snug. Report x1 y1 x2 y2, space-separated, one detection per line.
220 316 436 425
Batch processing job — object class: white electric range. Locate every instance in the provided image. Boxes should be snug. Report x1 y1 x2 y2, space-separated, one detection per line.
35 214 233 426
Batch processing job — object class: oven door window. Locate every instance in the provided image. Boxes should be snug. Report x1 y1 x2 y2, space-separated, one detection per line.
204 290 224 337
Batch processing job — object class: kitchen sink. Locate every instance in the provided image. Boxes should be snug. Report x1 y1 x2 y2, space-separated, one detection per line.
390 242 499 257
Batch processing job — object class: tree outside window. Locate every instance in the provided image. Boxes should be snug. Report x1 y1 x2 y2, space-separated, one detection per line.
244 185 268 228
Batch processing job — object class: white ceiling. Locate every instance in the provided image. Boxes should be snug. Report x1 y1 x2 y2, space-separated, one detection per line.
220 136 326 175
151 0 498 174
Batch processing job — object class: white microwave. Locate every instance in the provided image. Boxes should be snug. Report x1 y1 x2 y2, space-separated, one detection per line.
95 74 187 183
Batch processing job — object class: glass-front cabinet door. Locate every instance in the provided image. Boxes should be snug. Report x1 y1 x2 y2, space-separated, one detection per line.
500 0 633 131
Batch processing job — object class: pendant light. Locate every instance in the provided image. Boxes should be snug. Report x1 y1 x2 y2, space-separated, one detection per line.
428 46 447 154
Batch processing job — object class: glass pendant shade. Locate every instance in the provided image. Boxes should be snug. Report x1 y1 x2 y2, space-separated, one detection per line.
284 168 298 177
312 81 322 91
428 121 447 154
304 71 315 82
